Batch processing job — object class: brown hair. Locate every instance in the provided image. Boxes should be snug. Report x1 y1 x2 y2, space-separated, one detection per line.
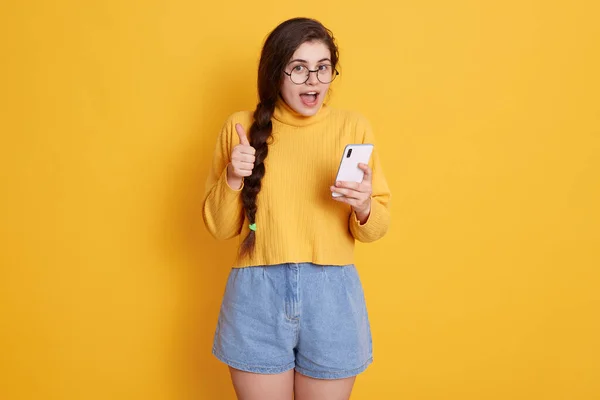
239 17 339 257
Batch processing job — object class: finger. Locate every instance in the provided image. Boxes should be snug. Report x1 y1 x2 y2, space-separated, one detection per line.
237 160 255 167
235 143 256 155
235 123 250 146
330 186 362 200
233 153 255 163
332 195 357 207
358 163 373 182
235 168 253 177
233 160 255 169
335 181 372 197
234 164 254 173
335 181 360 190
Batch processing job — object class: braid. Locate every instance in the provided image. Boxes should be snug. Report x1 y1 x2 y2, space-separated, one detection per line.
239 101 275 257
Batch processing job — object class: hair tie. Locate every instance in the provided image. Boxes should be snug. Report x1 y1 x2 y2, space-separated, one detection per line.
249 223 257 232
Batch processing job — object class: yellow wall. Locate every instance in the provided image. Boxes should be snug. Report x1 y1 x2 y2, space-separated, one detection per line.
1 0 599 399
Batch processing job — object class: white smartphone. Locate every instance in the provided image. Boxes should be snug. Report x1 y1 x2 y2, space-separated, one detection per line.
332 144 374 197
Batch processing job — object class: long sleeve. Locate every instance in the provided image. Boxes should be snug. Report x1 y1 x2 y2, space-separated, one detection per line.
202 115 245 240
349 116 392 243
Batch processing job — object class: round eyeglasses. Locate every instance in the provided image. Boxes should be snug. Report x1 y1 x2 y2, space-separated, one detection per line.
283 64 340 85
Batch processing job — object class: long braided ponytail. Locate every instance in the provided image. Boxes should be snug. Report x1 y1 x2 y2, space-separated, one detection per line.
238 102 274 256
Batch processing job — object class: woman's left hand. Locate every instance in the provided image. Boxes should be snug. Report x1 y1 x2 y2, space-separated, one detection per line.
330 163 372 223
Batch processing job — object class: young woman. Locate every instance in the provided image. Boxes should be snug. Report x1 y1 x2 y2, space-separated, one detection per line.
203 17 391 400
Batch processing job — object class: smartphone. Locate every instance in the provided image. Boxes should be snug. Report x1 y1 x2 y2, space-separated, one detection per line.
332 144 374 197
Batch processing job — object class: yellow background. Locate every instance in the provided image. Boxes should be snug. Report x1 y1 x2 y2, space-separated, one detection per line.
1 0 599 399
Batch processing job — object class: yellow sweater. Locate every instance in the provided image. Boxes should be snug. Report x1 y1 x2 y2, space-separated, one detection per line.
203 99 391 268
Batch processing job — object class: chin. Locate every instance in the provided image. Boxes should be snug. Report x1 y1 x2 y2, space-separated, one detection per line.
297 107 320 116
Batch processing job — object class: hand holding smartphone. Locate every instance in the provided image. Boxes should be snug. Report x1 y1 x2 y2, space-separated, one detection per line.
332 144 374 197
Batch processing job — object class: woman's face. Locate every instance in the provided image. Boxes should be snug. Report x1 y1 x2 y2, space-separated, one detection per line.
280 41 333 116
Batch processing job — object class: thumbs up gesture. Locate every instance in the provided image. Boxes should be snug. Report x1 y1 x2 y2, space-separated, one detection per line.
227 123 256 189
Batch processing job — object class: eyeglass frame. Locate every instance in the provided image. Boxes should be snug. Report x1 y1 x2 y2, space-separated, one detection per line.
283 65 340 85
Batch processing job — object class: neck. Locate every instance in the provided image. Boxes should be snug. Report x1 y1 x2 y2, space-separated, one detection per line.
272 96 330 127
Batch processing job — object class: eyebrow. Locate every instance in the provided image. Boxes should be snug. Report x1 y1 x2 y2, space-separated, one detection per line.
287 58 331 64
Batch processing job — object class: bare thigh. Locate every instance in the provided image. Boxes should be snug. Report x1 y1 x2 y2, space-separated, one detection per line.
294 370 356 400
229 367 294 400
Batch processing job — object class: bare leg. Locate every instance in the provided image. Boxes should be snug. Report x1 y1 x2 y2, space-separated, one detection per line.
229 367 294 400
293 370 356 400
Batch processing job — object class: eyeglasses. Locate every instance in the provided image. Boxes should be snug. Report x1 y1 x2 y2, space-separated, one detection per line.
283 64 339 85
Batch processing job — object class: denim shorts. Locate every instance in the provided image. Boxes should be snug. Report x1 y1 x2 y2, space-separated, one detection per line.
212 263 373 380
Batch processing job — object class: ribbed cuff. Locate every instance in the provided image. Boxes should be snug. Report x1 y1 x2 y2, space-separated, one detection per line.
219 164 244 197
349 199 389 243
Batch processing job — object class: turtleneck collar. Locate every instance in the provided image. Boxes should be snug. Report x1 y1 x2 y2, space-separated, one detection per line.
272 96 330 127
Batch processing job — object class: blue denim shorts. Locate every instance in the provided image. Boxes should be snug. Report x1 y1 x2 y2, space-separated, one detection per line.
212 263 373 380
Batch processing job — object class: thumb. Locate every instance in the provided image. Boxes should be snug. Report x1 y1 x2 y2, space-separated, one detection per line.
235 123 250 146
358 163 372 181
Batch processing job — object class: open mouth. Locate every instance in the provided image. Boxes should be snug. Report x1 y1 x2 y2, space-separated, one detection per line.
299 91 319 107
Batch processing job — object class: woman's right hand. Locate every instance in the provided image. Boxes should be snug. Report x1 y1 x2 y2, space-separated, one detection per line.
227 123 256 190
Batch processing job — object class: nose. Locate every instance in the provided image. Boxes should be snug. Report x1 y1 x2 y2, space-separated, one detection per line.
306 70 319 85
